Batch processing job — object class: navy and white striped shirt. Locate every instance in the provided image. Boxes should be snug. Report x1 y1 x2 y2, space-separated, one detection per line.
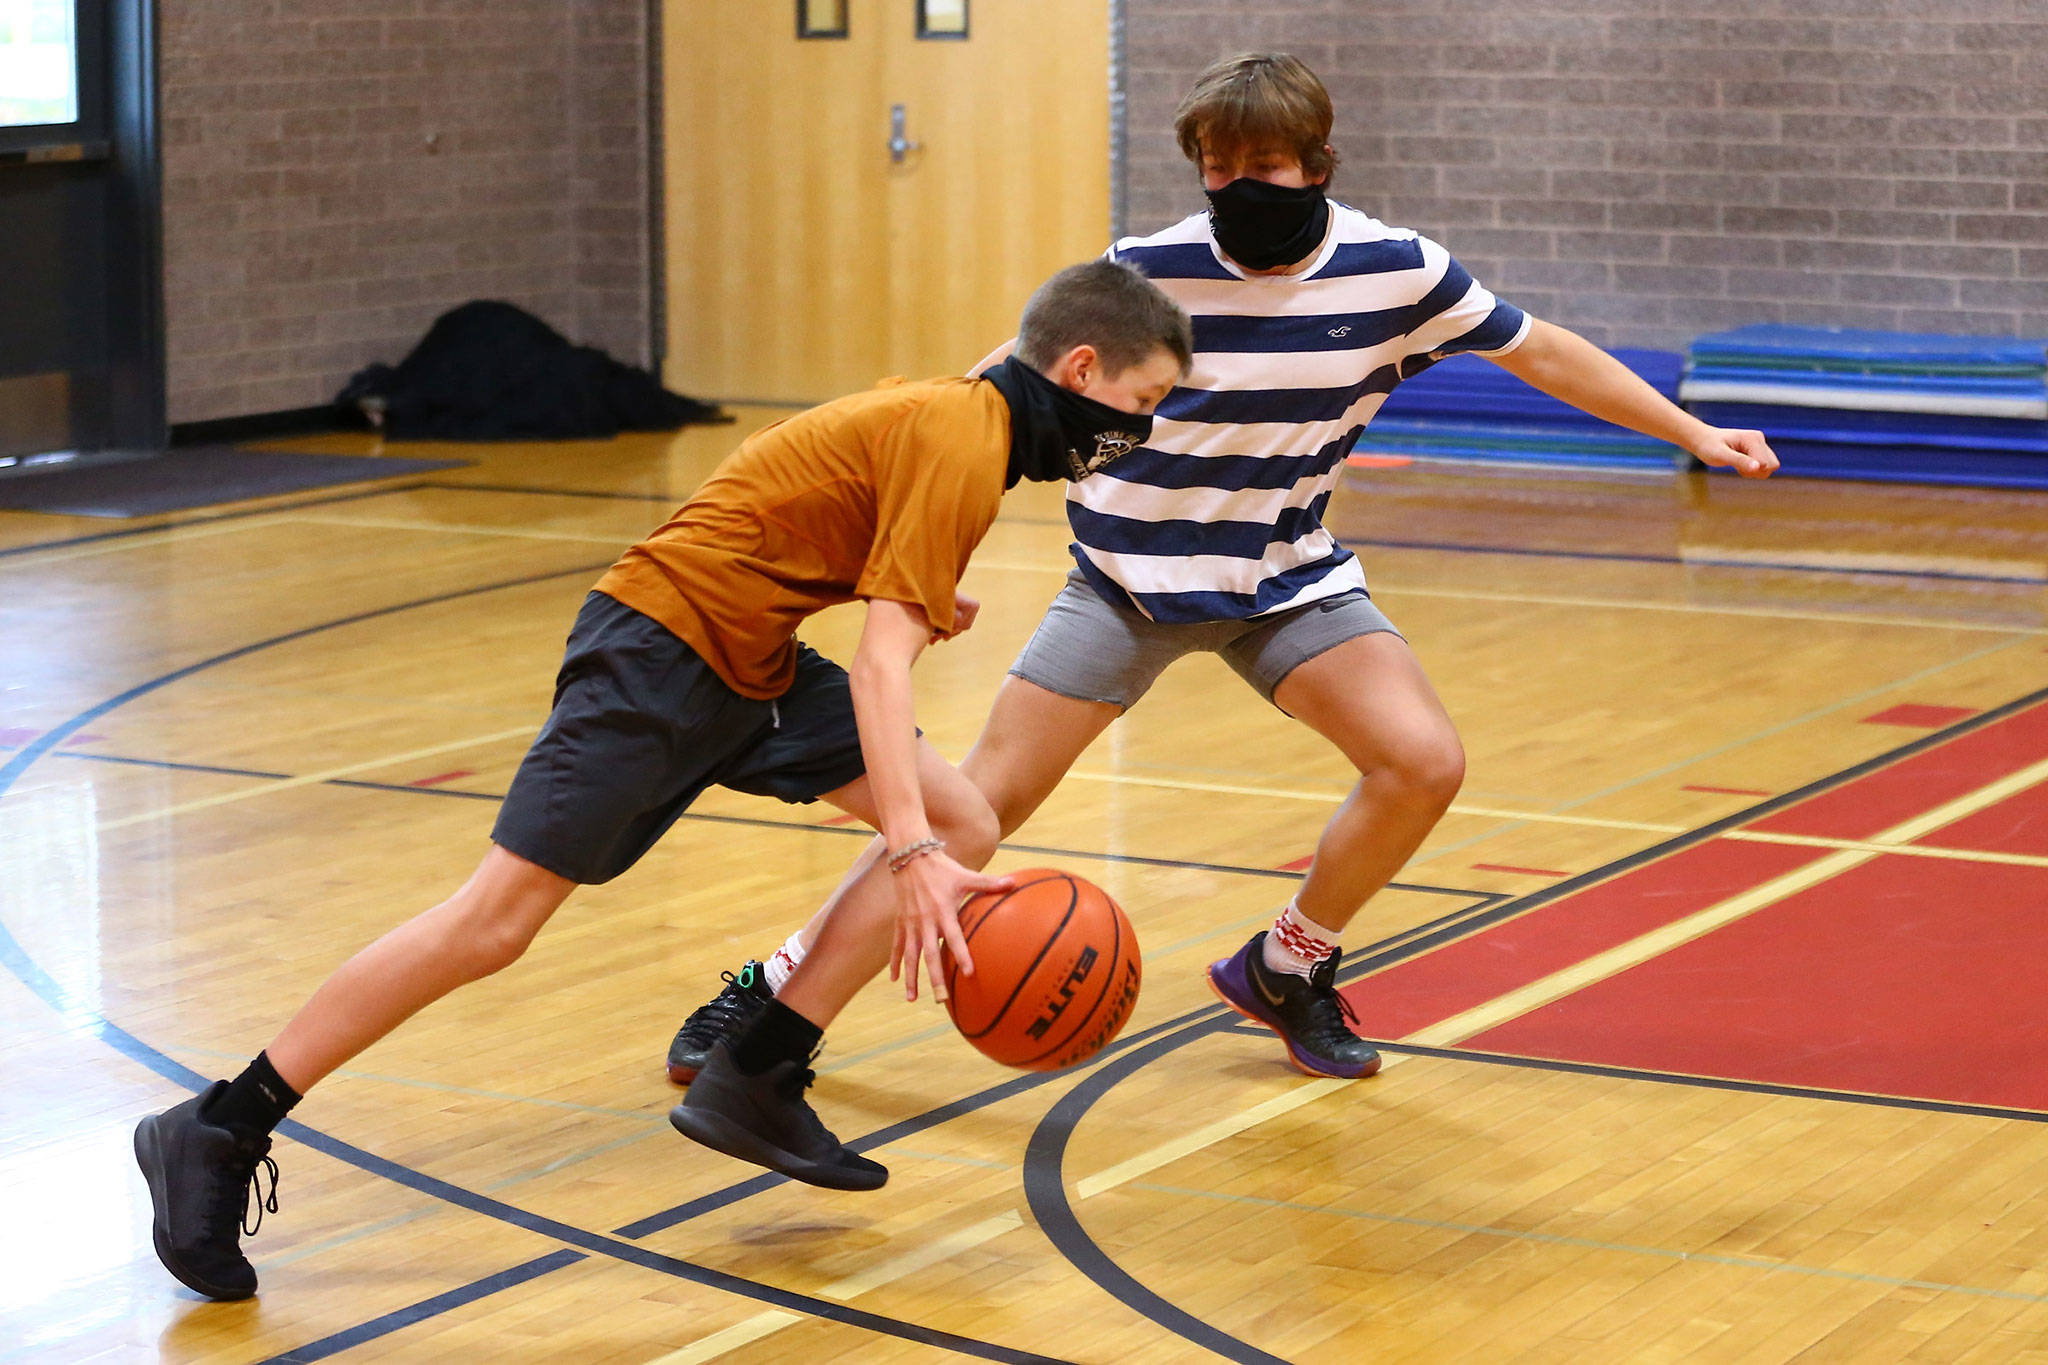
1075 203 1530 623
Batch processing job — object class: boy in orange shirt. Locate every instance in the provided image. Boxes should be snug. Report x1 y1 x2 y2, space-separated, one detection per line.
133 260 1192 1301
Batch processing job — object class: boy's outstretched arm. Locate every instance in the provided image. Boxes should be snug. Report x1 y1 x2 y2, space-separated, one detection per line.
849 597 1007 1000
1486 319 1780 478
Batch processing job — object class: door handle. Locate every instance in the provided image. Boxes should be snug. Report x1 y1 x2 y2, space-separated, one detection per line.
888 103 921 163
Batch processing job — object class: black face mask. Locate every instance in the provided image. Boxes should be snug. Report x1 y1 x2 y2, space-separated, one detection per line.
1205 176 1329 271
984 355 1154 489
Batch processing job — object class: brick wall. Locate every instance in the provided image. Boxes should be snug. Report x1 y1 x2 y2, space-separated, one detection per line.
1124 0 2048 350
160 0 650 424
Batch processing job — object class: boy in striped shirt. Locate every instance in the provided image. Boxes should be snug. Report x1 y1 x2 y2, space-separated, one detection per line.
667 53 1777 1116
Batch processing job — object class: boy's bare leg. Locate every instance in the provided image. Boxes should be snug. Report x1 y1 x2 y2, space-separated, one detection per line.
267 845 576 1092
672 739 1011 1191
1205 630 1460 1081
774 738 1006 1024
1270 631 1464 930
763 676 1120 961
665 678 1120 1081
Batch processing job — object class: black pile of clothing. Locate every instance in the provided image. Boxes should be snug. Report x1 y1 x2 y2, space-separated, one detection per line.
337 301 730 440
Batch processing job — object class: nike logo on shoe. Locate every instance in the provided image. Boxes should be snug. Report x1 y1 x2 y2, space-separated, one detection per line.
1253 962 1290 1010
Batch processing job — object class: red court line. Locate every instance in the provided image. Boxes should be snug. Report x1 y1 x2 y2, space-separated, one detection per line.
1462 854 2048 1112
1750 698 2048 841
1682 784 1772 797
0 728 104 747
1916 777 2048 857
408 769 475 788
1276 855 1315 872
1470 862 1567 877
1341 839 1827 1039
1863 702 1978 728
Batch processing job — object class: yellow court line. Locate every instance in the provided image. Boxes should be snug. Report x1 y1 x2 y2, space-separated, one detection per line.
1063 768 1688 833
647 1211 1028 1364
1724 829 2048 870
1401 752 2048 1048
1065 768 2048 866
648 749 2048 1360
91 726 535 832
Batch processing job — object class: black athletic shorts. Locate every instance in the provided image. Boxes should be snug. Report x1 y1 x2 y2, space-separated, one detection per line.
491 591 868 884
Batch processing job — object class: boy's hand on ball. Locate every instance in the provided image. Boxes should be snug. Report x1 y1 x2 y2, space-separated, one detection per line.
891 855 1013 1003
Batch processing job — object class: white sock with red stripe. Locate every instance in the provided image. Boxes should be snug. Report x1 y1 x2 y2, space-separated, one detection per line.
763 932 806 994
1262 899 1341 980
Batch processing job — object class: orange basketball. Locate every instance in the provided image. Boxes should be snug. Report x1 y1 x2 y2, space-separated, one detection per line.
943 868 1141 1071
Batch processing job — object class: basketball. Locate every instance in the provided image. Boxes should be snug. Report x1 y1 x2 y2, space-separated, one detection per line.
943 869 1142 1071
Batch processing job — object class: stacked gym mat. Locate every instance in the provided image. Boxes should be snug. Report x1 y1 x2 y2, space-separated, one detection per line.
1680 324 2048 490
1362 349 1688 473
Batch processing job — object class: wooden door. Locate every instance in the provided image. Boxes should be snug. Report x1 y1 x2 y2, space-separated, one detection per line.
662 0 1110 403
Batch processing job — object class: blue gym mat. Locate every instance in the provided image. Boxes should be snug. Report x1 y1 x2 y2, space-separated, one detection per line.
1361 349 1687 471
1681 325 2048 489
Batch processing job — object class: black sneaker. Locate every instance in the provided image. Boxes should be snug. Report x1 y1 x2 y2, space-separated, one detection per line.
133 1082 282 1301
668 1042 887 1191
1208 932 1382 1079
667 961 775 1086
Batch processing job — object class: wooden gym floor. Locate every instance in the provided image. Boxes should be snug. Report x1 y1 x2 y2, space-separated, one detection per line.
4 417 2048 1363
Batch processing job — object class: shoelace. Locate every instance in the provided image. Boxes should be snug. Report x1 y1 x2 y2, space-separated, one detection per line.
242 1154 281 1236
1305 959 1361 1034
679 971 763 1042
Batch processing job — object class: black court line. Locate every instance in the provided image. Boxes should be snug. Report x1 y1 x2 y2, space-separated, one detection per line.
0 479 441 559
299 892 1507 1360
1010 678 2048 1363
262 1251 587 1364
1023 1014 1288 1365
9 538 2039 1357
1370 1043 2048 1127
19 747 1501 902
0 566 1064 1364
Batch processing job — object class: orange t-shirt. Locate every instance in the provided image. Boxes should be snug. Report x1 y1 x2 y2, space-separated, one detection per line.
595 376 1010 699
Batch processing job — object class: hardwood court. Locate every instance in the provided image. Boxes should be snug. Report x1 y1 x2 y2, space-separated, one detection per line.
4 420 2048 1363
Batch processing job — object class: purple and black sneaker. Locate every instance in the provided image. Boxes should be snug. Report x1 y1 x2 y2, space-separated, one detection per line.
1208 931 1381 1079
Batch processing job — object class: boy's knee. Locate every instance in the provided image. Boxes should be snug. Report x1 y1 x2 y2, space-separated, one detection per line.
438 896 544 981
1383 730 1465 808
935 791 1001 867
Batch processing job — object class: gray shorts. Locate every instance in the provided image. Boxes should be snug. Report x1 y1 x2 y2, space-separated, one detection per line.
1010 569 1402 710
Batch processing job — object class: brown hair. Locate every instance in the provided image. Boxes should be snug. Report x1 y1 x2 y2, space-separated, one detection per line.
1173 52 1337 183
1015 260 1194 378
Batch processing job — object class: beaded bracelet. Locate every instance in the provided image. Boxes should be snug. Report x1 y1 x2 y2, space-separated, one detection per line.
887 836 945 873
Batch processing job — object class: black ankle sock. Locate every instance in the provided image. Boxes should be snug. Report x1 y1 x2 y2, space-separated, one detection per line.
730 1000 823 1077
201 1051 302 1138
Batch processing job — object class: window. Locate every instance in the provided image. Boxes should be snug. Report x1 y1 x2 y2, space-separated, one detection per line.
797 0 847 39
0 0 77 128
916 0 967 40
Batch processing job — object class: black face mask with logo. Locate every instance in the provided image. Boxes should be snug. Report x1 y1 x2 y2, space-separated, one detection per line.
984 355 1154 489
1205 176 1329 271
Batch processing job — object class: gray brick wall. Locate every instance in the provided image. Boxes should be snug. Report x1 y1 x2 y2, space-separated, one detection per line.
1124 0 2048 350
162 0 650 424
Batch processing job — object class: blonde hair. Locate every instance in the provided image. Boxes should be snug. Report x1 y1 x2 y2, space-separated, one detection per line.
1172 52 1337 183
